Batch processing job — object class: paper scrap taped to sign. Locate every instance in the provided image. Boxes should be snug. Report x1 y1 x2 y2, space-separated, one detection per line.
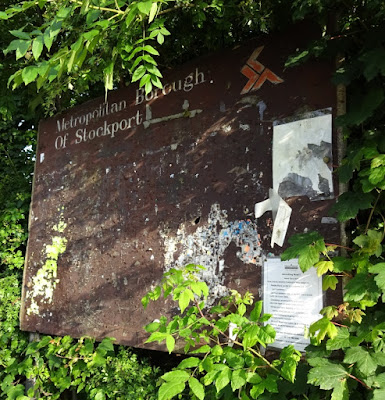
273 112 333 200
255 189 292 247
263 258 323 352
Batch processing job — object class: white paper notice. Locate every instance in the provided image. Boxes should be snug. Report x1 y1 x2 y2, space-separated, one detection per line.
273 113 333 200
263 258 323 352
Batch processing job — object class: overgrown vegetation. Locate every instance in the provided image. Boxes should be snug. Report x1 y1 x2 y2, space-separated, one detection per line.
0 0 385 399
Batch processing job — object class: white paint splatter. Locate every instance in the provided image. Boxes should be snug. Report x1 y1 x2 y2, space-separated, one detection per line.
40 153 45 163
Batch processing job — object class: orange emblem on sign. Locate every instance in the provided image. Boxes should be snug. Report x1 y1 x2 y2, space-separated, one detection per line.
240 46 284 94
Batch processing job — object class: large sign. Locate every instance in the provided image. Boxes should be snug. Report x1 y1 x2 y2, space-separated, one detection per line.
21 24 339 349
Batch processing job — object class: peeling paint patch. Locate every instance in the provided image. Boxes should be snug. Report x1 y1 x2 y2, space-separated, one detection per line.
40 153 45 163
161 204 261 304
26 210 67 316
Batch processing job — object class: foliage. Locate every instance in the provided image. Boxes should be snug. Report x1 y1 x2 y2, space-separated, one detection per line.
0 0 385 399
142 264 302 400
2 334 161 399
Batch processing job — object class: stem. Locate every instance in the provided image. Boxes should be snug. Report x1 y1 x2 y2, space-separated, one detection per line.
325 243 354 251
331 321 348 328
365 190 382 234
347 373 372 390
193 299 281 375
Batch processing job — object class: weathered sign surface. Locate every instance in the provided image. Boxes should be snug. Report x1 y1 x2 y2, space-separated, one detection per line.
21 24 340 349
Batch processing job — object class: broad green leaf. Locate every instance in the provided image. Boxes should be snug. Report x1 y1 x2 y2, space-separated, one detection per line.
307 358 348 390
166 334 175 353
126 5 138 26
250 301 263 321
243 325 259 349
98 337 114 352
177 357 200 369
331 378 349 400
22 66 39 85
343 347 378 376
370 263 385 293
258 324 276 347
361 48 385 81
238 303 246 316
157 32 165 44
344 273 380 303
161 370 190 383
215 367 231 393
309 317 338 343
331 192 373 221
104 61 114 93
316 260 334 276
0 11 9 19
138 0 152 15
326 327 350 350
189 377 204 400
354 230 382 256
158 381 185 400
190 344 211 354
231 369 247 391
323 275 338 291
145 331 168 343
32 36 44 60
211 345 223 356
179 289 193 313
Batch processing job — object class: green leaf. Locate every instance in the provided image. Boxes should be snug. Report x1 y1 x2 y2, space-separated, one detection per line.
360 48 385 81
158 381 185 400
32 36 44 60
331 378 349 400
215 367 231 393
104 61 114 93
189 377 204 400
5 39 31 60
21 66 39 85
157 32 165 44
243 325 259 349
323 275 338 291
178 357 200 369
166 334 175 353
161 370 190 383
132 65 146 82
145 331 168 343
316 261 334 276
125 5 138 26
343 347 378 376
179 289 193 313
231 369 247 391
331 192 373 221
309 317 338 343
97 337 114 352
149 2 157 22
138 0 153 15
10 29 30 40
369 263 385 292
281 231 325 272
307 358 348 390
250 301 263 321
326 327 350 350
143 44 160 55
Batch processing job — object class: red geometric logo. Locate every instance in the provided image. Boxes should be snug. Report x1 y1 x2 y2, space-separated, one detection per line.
240 46 284 94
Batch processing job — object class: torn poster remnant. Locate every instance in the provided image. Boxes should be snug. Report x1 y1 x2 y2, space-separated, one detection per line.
161 203 262 303
254 189 292 247
273 113 333 200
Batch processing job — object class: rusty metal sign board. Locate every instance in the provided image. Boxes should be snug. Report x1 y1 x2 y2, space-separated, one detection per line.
21 25 339 349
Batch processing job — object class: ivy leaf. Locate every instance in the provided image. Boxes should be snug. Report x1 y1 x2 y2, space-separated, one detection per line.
189 377 204 400
307 358 348 390
323 275 338 291
331 192 373 221
158 381 185 400
343 347 378 376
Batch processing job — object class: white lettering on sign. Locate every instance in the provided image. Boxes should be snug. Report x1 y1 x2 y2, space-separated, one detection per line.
52 67 208 151
135 68 206 105
56 101 127 133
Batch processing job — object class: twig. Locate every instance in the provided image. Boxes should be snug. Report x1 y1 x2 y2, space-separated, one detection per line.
365 190 382 234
